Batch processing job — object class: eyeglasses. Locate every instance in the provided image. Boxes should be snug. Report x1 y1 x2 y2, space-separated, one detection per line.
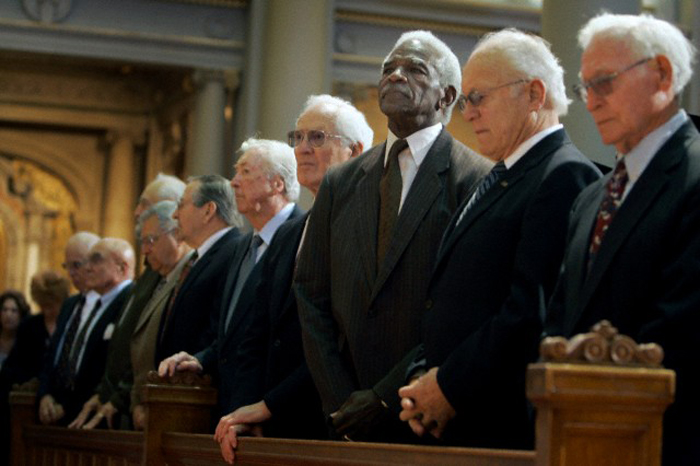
287 130 348 148
573 58 653 103
457 79 529 112
62 260 86 271
87 253 107 265
140 228 177 247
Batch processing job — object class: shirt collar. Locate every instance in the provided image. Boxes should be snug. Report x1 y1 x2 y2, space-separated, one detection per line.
257 202 295 246
503 124 563 169
98 279 132 309
619 110 687 183
197 226 234 260
385 123 443 168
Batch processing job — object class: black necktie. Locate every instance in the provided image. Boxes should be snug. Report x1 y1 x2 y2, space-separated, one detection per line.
54 296 85 389
455 162 507 225
68 299 102 375
378 139 408 268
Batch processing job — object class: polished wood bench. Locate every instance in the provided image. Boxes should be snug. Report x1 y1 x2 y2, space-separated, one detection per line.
10 321 674 466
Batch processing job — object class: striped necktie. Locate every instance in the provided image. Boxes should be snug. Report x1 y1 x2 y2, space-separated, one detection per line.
456 162 507 226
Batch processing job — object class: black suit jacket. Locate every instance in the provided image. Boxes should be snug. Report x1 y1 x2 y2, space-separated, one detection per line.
197 205 304 414
37 294 83 399
228 212 326 439
294 128 492 422
155 227 240 364
42 283 133 423
420 129 600 449
545 121 700 466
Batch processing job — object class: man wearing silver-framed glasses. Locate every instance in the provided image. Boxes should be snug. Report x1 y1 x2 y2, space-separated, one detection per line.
544 13 700 465
397 28 600 448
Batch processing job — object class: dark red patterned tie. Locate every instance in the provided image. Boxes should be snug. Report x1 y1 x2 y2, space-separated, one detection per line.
159 251 197 343
588 159 629 272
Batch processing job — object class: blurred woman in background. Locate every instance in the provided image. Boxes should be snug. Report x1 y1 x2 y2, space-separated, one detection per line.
0 290 30 370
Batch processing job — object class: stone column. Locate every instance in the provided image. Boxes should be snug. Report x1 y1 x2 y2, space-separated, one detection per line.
104 133 137 241
185 69 227 177
235 0 333 210
542 0 641 168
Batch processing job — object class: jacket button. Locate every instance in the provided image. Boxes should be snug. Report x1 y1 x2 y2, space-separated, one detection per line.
273 339 281 347
221 358 228 364
425 299 433 310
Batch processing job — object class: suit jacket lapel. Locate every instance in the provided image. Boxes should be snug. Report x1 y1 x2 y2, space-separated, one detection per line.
437 129 564 264
575 128 688 320
371 129 451 301
354 145 385 287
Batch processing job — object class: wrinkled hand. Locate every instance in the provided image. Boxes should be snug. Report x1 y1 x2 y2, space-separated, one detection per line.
219 422 263 465
157 351 202 377
330 389 388 440
68 394 101 429
132 404 146 431
82 401 118 429
214 400 272 443
398 367 456 438
38 395 65 425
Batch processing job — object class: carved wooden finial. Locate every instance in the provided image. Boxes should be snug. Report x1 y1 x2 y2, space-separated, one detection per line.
146 370 212 387
540 320 664 367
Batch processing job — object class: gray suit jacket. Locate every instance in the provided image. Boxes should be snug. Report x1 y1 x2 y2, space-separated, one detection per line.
129 252 193 409
294 128 492 416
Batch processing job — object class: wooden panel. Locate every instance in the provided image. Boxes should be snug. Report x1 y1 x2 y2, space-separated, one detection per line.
161 433 536 466
22 426 143 466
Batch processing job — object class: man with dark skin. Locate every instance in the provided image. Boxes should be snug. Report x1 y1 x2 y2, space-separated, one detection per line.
295 30 491 441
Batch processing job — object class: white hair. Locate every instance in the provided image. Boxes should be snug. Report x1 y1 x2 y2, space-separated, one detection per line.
238 138 300 202
385 30 462 123
470 28 570 116
143 173 186 203
297 94 374 150
138 200 179 238
578 13 696 95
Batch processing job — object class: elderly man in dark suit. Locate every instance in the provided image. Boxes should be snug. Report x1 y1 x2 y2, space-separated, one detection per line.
294 30 491 442
544 13 700 465
38 238 135 425
397 29 601 449
154 175 241 365
67 174 185 430
35 231 99 425
158 139 303 416
214 94 374 464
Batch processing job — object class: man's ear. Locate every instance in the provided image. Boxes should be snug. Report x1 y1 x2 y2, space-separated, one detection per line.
654 55 673 91
351 142 364 157
440 85 457 110
528 79 546 111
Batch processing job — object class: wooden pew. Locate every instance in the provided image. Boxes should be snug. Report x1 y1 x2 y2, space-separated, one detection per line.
9 322 675 466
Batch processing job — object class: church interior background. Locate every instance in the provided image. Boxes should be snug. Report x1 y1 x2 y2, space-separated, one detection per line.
0 0 697 307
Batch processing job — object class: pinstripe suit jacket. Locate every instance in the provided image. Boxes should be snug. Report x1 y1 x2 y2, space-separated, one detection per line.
294 128 491 417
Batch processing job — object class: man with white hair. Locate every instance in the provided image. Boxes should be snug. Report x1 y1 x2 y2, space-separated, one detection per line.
159 139 304 416
397 28 600 448
38 238 135 425
295 31 491 442
214 94 372 463
544 13 700 465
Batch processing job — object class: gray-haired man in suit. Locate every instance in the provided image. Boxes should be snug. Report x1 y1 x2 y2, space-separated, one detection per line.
295 30 491 442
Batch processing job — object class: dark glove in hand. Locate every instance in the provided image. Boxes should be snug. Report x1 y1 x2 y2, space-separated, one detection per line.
331 389 387 440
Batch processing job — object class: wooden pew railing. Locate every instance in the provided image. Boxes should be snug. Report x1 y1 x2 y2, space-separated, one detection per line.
10 321 675 466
